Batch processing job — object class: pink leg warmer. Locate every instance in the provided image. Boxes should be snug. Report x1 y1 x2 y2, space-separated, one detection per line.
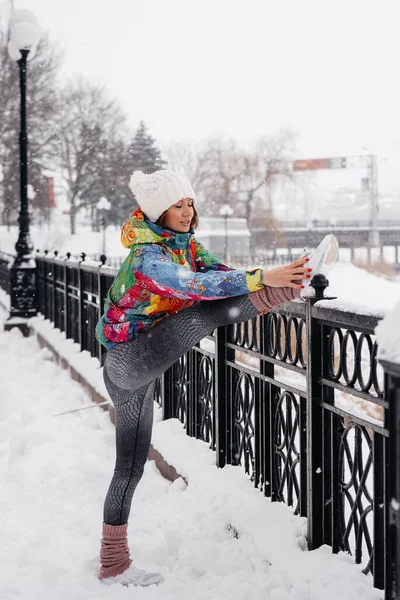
249 285 301 315
98 522 132 580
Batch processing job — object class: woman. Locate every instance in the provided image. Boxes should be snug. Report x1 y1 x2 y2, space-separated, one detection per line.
95 169 313 588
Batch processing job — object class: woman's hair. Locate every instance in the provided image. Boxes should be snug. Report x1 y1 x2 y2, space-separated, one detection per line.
156 205 199 230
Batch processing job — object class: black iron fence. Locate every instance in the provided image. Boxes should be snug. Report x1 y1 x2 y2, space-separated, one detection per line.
1 249 400 598
34 250 113 366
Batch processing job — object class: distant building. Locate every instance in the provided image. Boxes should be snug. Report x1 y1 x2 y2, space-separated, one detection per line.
195 217 250 258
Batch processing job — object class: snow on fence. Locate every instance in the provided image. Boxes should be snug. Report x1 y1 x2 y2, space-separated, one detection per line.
2 249 400 599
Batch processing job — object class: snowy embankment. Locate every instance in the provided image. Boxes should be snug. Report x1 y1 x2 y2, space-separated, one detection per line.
0 224 130 259
0 301 383 600
314 261 400 317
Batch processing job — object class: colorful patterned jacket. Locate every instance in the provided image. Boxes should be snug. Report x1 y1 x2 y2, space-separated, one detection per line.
95 208 264 349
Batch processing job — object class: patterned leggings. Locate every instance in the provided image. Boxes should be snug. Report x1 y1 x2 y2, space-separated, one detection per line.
102 294 259 525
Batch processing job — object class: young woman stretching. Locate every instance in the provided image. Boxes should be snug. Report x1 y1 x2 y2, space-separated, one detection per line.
95 169 313 588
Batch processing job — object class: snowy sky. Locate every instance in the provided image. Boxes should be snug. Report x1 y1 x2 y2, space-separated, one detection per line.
4 0 400 194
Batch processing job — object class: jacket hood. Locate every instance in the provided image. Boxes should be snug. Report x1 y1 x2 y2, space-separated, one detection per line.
121 208 194 249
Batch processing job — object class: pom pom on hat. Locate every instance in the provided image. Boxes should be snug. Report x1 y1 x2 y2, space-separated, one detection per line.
129 170 196 222
129 170 148 195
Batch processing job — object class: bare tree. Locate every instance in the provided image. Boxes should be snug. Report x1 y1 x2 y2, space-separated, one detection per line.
55 77 130 234
163 137 245 216
163 139 216 208
254 129 297 210
163 130 297 228
230 129 296 226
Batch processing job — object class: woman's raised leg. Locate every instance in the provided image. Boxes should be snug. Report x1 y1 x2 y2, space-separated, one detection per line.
105 286 299 392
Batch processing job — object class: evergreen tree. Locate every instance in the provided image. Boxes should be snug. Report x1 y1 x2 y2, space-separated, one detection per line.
128 120 166 174
102 139 136 225
119 121 166 216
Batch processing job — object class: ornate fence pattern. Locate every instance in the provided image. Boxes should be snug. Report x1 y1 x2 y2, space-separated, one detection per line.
1 249 399 598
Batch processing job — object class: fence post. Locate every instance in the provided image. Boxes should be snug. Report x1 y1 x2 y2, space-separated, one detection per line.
380 359 400 599
97 255 108 366
65 253 73 341
186 345 201 439
215 325 231 468
305 298 324 549
162 367 174 421
259 312 276 499
51 251 57 325
64 253 69 338
35 251 42 315
43 250 49 320
306 274 337 550
78 252 86 352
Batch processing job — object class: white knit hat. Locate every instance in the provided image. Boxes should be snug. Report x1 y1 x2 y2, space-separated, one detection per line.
129 170 196 222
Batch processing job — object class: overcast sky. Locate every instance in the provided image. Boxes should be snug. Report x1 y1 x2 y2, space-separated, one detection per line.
5 0 400 195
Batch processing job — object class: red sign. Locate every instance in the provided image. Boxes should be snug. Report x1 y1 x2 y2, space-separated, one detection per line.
293 157 347 171
47 177 55 208
293 158 329 171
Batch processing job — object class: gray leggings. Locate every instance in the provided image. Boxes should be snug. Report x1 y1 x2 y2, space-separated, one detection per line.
102 294 258 525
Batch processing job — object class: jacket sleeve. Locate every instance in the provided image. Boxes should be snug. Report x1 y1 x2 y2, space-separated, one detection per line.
194 239 233 273
134 245 264 301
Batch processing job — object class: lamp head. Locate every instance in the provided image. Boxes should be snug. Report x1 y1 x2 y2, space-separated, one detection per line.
97 197 111 211
219 204 234 218
8 9 41 61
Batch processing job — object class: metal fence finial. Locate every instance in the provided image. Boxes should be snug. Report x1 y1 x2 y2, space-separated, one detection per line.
309 274 337 304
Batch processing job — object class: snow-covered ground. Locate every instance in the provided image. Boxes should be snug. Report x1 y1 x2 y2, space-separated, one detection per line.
0 302 384 599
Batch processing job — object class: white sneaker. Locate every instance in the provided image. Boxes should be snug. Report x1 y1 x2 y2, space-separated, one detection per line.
101 564 164 587
300 234 339 298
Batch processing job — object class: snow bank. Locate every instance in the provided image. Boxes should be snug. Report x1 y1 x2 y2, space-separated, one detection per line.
312 262 400 317
0 224 129 259
375 300 400 365
29 313 108 401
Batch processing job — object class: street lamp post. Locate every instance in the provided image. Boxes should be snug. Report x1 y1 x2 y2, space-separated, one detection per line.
96 196 111 256
4 10 41 335
219 204 234 262
369 153 379 248
362 147 380 248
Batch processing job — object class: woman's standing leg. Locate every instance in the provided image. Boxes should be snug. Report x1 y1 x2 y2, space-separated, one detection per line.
99 371 158 582
103 377 156 526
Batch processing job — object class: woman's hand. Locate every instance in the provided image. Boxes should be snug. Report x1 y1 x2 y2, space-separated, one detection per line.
261 258 312 289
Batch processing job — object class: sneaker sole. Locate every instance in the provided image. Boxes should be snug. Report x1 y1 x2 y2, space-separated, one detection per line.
101 574 164 587
301 234 339 298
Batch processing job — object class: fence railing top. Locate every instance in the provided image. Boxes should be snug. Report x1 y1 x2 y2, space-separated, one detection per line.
276 299 382 332
311 303 381 332
91 263 118 277
275 300 306 319
36 253 118 275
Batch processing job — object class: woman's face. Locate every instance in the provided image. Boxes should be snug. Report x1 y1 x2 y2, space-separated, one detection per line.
164 198 194 233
